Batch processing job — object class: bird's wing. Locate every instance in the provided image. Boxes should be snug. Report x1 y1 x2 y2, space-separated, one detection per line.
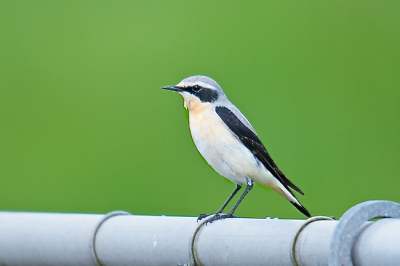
215 106 304 196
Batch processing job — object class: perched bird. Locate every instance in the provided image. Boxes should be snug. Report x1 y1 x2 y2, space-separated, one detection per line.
162 75 311 222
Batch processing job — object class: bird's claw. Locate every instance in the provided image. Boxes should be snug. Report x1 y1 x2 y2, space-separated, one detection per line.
197 213 211 221
204 213 236 224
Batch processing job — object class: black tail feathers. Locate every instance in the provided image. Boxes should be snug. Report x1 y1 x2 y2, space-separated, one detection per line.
291 202 311 218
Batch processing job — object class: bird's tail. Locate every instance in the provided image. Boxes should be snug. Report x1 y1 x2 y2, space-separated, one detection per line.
290 201 311 218
270 182 311 218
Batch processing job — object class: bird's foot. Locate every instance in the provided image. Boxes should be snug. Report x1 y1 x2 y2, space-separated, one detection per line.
205 213 236 224
197 213 212 221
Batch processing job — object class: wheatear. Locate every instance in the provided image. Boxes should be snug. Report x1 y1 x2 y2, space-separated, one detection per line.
162 75 311 222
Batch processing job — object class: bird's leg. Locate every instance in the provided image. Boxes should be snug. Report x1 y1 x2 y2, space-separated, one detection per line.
217 184 242 213
225 180 253 217
197 184 242 221
207 180 253 223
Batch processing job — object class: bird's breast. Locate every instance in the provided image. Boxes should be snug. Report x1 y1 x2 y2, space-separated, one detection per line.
188 107 261 184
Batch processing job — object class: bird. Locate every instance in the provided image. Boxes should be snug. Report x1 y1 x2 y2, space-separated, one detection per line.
162 75 311 222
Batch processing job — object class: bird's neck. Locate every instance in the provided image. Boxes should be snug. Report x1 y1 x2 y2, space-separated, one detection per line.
182 95 210 114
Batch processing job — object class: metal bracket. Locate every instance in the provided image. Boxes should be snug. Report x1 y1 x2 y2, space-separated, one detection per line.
291 216 335 266
329 200 400 266
90 211 131 266
183 214 218 266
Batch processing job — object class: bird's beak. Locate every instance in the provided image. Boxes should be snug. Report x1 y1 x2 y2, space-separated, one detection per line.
162 85 180 92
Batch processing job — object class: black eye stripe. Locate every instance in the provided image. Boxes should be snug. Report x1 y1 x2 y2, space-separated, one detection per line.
193 85 201 92
178 85 218 103
181 85 203 93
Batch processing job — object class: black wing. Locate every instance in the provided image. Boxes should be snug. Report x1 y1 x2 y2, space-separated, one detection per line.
215 106 304 197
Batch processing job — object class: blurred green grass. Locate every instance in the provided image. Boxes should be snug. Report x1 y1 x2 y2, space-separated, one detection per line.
0 1 399 219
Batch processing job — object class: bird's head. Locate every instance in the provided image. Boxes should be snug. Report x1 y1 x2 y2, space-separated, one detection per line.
162 75 225 110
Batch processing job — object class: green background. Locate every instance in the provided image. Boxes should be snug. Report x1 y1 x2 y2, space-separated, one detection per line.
1 1 399 220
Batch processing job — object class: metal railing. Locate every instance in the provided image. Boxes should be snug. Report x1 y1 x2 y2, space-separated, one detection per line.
0 200 399 266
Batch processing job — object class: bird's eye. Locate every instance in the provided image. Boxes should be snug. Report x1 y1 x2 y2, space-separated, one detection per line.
193 85 201 92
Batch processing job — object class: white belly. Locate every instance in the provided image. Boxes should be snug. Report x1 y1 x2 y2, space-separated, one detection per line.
189 107 274 186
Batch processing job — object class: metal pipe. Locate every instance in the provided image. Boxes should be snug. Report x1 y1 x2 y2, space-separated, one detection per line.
0 211 399 265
